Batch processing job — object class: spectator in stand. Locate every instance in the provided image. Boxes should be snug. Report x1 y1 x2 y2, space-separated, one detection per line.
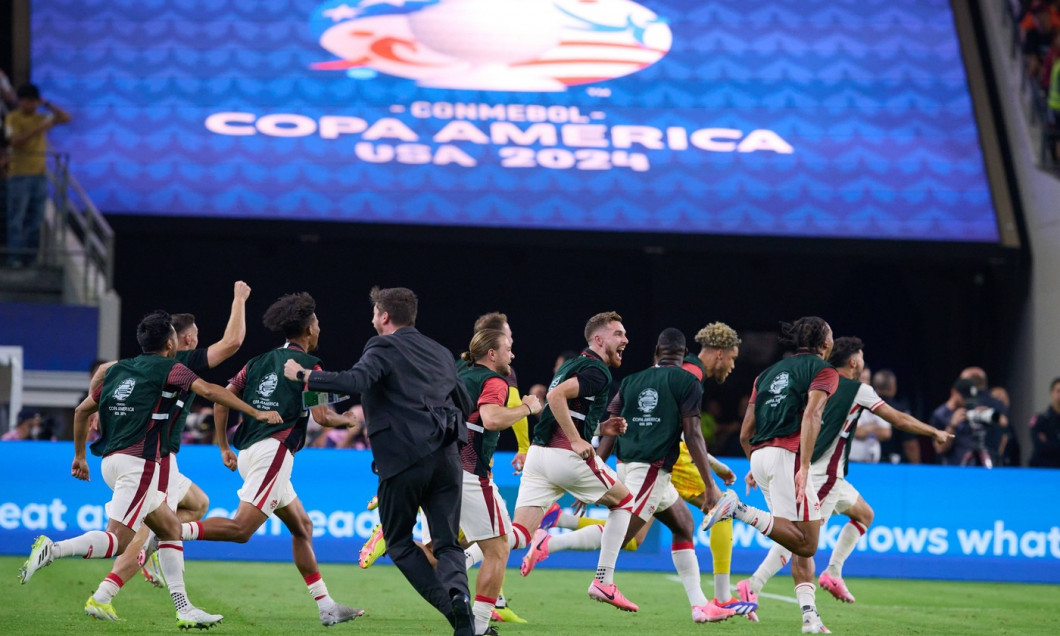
849 406 890 464
1022 1 1060 80
2 408 40 440
1029 377 1060 467
5 83 71 267
1047 31 1060 162
870 370 922 463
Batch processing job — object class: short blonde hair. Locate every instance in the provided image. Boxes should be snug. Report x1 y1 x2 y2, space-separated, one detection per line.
694 322 741 349
584 311 623 343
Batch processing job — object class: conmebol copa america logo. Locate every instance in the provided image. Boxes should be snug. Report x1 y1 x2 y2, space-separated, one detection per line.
309 0 672 91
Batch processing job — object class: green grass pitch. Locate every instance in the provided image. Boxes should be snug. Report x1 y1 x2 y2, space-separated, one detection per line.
2 556 1058 634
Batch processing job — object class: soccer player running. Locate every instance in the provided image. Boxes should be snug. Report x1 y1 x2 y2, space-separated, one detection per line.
85 281 252 620
702 316 837 634
524 328 747 623
739 337 953 605
451 328 543 635
673 322 757 618
179 292 364 626
513 311 638 611
19 310 282 630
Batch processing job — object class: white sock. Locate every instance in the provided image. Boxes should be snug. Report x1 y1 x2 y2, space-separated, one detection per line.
671 547 708 606
795 581 817 616
547 526 603 553
93 572 124 604
305 572 333 609
714 572 730 602
749 543 792 593
557 512 581 529
827 521 865 577
509 524 531 551
595 507 631 585
180 521 203 541
734 503 774 535
54 531 118 559
158 541 187 601
472 596 495 634
464 542 484 569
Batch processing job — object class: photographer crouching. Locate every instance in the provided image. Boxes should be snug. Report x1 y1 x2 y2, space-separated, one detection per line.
930 378 1009 468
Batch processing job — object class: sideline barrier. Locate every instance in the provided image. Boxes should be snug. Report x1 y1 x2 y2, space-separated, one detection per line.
1 444 1057 582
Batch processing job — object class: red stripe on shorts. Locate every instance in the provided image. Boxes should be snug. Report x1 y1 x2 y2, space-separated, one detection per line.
122 459 157 525
253 443 289 509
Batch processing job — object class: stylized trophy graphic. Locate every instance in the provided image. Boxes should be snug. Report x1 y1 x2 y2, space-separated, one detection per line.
407 0 566 91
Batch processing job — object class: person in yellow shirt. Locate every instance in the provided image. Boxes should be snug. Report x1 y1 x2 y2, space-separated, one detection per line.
5 83 70 266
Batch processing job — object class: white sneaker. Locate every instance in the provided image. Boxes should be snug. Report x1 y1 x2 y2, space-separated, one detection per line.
701 490 739 531
19 535 55 584
320 602 365 626
176 606 223 630
802 611 832 634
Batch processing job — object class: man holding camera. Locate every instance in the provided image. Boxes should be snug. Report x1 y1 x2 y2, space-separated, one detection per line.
930 377 1009 467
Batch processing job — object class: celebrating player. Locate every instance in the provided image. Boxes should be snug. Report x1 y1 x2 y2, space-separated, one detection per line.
20 310 282 630
512 312 637 611
703 316 838 634
84 281 252 620
739 337 952 606
178 293 363 627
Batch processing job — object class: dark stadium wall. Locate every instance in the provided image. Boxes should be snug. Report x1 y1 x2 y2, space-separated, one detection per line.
106 215 1026 428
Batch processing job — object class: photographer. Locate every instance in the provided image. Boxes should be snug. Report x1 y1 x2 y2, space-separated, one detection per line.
1029 378 1060 468
930 378 1009 467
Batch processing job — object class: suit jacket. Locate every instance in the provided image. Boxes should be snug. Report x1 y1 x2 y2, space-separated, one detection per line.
307 326 472 479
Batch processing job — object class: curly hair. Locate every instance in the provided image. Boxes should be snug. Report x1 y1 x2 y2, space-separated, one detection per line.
584 311 623 344
827 336 863 368
137 310 174 353
262 292 316 339
694 322 741 350
778 316 830 352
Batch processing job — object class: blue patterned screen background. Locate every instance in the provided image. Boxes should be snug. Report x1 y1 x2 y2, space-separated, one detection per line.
30 0 999 242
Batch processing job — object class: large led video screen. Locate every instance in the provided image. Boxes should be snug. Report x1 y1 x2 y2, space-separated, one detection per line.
30 0 999 241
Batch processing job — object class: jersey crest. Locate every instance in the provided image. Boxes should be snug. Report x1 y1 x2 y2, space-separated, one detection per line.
113 378 136 401
637 388 659 414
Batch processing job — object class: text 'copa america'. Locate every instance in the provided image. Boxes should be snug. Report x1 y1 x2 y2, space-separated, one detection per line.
204 103 794 171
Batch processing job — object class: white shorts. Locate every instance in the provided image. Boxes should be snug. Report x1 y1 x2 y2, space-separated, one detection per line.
102 454 166 531
815 474 860 520
617 461 679 522
161 454 193 512
514 445 619 510
749 446 821 523
460 470 512 542
418 471 511 545
237 437 297 515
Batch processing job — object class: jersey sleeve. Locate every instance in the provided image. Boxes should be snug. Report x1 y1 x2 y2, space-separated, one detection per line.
479 376 509 408
678 380 704 418
575 365 609 398
809 366 840 396
228 365 248 392
182 348 210 374
91 383 103 403
167 363 199 392
607 391 624 416
856 383 886 412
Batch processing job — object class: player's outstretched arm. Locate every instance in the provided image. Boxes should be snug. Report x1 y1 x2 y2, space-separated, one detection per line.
194 378 282 424
206 281 251 368
877 403 954 445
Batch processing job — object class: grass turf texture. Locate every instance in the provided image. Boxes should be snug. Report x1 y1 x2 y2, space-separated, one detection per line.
2 556 1058 635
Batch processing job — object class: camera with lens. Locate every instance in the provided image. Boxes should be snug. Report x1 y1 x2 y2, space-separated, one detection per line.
956 379 1000 428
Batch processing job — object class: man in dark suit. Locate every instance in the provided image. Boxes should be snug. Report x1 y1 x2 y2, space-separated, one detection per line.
283 287 474 636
